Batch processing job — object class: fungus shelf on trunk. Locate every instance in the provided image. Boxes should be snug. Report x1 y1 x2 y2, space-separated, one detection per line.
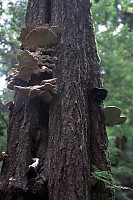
6 24 60 103
14 83 56 103
104 106 127 127
18 24 60 51
0 0 116 199
0 24 60 199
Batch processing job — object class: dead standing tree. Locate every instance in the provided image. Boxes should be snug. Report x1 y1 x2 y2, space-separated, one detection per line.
0 0 115 199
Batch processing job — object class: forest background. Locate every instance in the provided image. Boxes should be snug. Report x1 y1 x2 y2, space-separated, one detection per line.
0 0 132 199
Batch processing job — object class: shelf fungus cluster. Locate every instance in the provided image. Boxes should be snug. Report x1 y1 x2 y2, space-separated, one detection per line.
104 106 127 127
6 24 60 103
14 79 57 103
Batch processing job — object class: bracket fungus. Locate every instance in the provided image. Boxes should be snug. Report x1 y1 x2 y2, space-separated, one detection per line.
6 68 18 82
29 88 41 99
0 148 8 162
6 68 20 90
6 24 59 105
37 47 55 54
18 24 37 47
7 78 20 90
14 83 56 103
104 106 127 127
90 87 108 101
31 53 53 66
25 25 59 50
34 66 52 75
17 50 38 68
17 50 38 81
40 78 57 85
14 85 31 96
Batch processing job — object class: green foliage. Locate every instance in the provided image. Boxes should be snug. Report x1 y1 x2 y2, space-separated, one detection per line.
0 0 27 157
0 1 133 199
0 0 28 76
92 165 113 187
92 0 133 199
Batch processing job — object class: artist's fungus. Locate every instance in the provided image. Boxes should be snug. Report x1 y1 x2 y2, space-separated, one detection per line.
17 50 38 69
40 78 57 85
14 85 31 96
17 50 38 81
26 26 57 50
18 25 37 46
104 106 127 127
42 62 55 69
41 83 56 93
7 24 59 104
31 53 53 66
29 88 41 98
37 47 55 54
18 68 33 82
6 68 18 82
34 66 52 75
90 87 108 101
14 83 56 102
7 78 19 90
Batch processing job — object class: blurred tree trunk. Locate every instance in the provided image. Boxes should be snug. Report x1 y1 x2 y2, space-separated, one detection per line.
0 0 115 199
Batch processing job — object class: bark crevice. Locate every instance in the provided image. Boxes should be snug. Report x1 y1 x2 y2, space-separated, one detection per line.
0 0 115 199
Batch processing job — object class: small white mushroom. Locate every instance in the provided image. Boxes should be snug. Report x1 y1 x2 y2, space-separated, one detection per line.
29 158 39 170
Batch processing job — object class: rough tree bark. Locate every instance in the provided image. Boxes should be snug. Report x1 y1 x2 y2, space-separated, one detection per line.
0 0 115 199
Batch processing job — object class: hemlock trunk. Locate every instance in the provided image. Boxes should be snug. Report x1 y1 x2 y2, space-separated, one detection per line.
0 0 115 199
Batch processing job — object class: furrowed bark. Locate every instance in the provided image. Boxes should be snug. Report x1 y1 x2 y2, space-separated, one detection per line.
0 0 115 199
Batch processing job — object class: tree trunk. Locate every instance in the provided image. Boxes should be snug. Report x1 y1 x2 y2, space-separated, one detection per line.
0 0 115 199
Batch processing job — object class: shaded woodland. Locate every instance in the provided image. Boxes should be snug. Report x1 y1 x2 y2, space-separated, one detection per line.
0 0 132 199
